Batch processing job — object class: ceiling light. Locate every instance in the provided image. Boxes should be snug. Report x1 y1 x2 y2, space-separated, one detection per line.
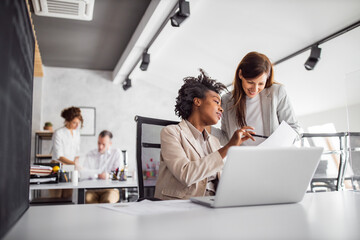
140 51 150 71
122 78 132 91
170 0 190 27
304 45 322 70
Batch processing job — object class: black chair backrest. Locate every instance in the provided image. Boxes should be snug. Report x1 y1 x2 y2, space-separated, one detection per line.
135 115 179 199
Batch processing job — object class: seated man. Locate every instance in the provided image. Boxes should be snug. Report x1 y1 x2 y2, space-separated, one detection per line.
79 130 123 204
154 70 255 200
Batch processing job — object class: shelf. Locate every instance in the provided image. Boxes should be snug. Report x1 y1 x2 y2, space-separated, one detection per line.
35 131 53 164
35 131 53 140
35 154 52 159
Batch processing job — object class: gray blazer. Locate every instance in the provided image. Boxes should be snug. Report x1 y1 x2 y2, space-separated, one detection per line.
212 83 302 145
154 120 223 200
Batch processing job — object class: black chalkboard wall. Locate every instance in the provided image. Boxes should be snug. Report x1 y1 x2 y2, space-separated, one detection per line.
0 0 34 238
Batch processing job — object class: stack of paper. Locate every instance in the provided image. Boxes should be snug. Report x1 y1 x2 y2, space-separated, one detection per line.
30 177 57 183
101 200 204 216
30 165 53 176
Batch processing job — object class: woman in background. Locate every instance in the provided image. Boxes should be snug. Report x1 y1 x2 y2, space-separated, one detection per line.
212 51 301 146
50 106 83 199
52 106 83 165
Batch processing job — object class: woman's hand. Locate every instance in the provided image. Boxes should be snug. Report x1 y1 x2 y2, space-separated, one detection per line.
74 157 82 170
218 126 255 158
228 126 255 146
98 171 109 180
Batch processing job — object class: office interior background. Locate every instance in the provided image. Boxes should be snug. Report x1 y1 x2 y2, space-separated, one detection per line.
1 0 360 238
30 0 360 175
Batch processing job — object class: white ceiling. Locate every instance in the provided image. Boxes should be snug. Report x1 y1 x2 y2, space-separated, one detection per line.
276 27 360 116
128 0 360 117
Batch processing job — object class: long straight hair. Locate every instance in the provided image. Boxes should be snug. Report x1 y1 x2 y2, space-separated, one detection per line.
232 52 274 127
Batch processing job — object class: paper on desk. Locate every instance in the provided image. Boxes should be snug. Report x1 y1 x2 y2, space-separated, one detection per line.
29 177 57 183
100 200 205 216
258 121 298 147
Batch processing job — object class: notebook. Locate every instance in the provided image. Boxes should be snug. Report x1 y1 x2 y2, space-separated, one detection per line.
190 147 323 208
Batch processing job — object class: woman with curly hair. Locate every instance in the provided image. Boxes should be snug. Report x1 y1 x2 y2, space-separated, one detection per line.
50 106 83 200
52 106 83 165
154 70 255 200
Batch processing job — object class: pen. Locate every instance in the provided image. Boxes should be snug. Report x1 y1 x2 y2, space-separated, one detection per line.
64 173 68 182
251 134 268 139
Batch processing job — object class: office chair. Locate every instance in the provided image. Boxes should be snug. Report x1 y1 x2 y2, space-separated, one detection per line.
134 115 179 201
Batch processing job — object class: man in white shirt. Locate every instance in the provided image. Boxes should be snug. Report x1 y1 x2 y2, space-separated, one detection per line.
79 130 123 204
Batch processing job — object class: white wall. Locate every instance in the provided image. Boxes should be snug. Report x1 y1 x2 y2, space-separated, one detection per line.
31 76 43 164
296 69 360 132
39 66 178 173
298 103 360 132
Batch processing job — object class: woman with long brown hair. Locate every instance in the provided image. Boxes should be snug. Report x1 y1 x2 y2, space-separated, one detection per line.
212 52 301 146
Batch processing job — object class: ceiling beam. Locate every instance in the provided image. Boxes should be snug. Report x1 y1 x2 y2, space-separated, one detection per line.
112 0 178 85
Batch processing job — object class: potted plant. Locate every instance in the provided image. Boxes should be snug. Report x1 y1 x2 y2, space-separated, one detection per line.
43 122 53 131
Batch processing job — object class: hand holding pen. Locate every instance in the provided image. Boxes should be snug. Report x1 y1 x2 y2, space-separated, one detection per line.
219 126 255 158
235 126 256 143
242 128 269 139
251 134 268 139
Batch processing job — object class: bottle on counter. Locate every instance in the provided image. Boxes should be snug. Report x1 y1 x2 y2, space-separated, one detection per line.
120 150 128 181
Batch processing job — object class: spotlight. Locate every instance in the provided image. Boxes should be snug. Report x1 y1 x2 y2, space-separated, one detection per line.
170 13 187 27
304 45 321 70
122 78 132 91
140 51 150 71
170 0 190 27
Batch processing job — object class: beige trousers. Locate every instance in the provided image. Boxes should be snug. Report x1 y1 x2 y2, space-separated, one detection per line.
48 189 73 200
85 189 120 204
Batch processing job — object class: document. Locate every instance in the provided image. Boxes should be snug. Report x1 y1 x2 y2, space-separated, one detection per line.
258 121 298 147
100 199 204 216
29 177 57 183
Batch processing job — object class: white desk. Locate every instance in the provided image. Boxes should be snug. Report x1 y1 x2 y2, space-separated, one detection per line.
5 191 360 240
30 178 138 204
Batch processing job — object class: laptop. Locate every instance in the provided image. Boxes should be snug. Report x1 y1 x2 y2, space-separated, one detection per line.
190 147 323 208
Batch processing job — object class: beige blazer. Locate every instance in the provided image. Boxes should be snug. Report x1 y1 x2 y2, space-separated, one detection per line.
212 83 302 146
154 120 223 200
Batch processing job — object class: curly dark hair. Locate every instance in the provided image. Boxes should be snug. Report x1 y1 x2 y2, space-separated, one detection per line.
175 69 227 119
61 106 83 127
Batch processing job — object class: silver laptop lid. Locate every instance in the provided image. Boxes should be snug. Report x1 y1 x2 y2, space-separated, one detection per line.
213 147 323 208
